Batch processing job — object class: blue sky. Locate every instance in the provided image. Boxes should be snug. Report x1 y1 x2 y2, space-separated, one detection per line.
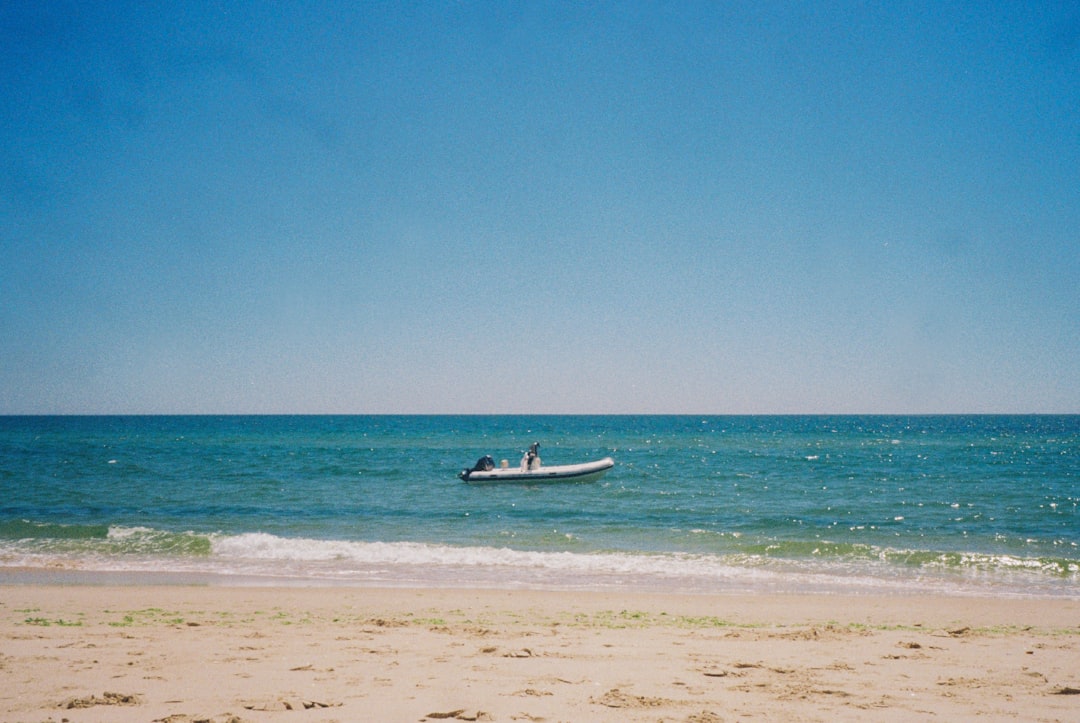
2 1 1078 414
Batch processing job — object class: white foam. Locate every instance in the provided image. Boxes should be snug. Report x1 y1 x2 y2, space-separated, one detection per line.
4 531 1078 598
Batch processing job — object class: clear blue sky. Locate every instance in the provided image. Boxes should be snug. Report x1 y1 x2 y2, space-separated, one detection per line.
3 1 1078 414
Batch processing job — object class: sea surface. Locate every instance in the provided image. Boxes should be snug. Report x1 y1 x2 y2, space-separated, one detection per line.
1 415 1077 597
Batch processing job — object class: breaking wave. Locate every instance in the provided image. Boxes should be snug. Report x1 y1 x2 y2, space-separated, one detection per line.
1 522 1077 597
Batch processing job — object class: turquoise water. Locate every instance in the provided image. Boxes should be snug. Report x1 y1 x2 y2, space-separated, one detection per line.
1 415 1077 596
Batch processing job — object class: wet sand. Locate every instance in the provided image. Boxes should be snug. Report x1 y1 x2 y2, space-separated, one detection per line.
2 585 1078 721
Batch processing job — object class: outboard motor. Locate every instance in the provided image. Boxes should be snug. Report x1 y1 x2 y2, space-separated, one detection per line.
459 455 495 480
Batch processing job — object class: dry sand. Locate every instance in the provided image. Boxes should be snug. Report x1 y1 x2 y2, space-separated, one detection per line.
1 585 1078 722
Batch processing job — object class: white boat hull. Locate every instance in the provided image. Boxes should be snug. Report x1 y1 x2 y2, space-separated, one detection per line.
461 457 614 484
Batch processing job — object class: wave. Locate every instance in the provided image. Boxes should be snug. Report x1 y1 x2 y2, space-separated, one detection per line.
1 522 1077 597
0 520 212 556
730 537 1080 577
0 519 112 541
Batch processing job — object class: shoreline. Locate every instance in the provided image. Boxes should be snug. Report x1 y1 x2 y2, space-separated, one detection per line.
3 563 1079 601
3 584 1078 721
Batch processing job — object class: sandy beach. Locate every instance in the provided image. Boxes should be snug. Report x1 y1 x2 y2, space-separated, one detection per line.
2 584 1077 722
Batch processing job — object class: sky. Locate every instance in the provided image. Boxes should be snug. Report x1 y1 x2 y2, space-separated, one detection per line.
2 1 1078 414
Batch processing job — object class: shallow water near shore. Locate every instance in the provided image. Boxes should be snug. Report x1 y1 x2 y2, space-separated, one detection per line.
1 415 1077 597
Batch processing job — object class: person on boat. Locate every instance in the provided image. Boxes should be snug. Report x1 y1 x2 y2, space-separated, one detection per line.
521 442 541 471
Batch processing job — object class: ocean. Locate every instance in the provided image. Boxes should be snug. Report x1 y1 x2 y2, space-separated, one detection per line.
1 415 1077 598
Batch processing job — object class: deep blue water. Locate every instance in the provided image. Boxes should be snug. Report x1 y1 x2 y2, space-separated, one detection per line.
1 415 1077 596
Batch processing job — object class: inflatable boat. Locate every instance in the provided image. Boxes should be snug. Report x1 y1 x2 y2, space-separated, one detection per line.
459 445 614 484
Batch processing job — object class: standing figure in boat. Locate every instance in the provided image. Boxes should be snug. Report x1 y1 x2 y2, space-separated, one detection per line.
521 442 541 471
